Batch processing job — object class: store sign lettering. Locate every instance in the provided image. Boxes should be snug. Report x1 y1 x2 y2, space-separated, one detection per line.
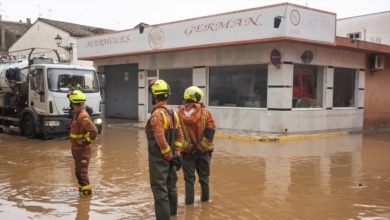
86 35 131 47
184 14 263 36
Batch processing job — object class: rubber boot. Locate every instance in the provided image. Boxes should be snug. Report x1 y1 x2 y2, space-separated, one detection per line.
154 199 170 220
169 196 178 216
79 184 92 196
185 183 195 205
200 184 209 202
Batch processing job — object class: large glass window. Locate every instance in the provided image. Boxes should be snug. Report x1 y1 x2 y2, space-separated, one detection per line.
47 68 99 93
333 68 356 107
160 68 192 105
293 64 324 108
209 64 267 107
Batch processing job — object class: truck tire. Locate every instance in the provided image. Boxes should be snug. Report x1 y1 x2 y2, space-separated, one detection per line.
23 115 37 139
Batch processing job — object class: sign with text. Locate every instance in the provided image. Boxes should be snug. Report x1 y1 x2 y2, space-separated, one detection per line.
77 3 335 59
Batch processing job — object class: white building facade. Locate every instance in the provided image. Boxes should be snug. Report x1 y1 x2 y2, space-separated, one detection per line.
9 19 93 66
77 3 371 133
337 11 390 45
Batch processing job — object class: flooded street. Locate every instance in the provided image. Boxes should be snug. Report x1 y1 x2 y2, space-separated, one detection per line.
0 122 389 220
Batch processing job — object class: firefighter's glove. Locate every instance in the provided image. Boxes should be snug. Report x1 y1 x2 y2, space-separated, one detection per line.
191 147 202 159
171 156 181 171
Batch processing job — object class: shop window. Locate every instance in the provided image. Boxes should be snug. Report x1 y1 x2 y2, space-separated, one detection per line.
293 64 324 108
333 68 356 107
209 64 267 108
147 70 157 77
159 68 192 105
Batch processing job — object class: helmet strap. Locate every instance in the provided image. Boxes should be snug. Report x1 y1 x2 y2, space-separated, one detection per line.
153 94 168 104
195 93 201 102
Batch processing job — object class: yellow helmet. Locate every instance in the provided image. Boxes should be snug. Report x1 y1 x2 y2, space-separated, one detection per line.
149 79 171 95
183 86 204 103
68 90 86 104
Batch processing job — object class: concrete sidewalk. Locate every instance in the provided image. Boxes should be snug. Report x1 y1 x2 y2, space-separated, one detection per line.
213 129 350 142
103 118 389 142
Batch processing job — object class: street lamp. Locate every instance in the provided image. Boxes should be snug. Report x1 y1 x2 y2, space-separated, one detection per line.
54 34 73 52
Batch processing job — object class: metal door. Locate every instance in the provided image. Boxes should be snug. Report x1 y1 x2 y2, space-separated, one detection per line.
104 64 138 119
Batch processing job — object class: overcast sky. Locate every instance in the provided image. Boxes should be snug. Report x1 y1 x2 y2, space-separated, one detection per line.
1 0 389 30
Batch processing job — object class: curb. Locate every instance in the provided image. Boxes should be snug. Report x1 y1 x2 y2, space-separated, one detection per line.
215 131 350 142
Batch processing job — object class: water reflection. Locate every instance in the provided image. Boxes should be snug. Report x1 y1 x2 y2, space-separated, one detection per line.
0 127 389 220
76 197 91 220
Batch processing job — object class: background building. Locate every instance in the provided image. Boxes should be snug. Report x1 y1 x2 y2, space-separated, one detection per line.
0 16 31 54
9 18 114 65
336 11 390 129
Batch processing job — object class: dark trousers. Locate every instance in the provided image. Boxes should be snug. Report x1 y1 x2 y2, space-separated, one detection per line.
147 132 178 220
182 152 211 204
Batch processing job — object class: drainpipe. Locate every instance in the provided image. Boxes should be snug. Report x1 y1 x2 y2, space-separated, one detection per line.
363 28 366 41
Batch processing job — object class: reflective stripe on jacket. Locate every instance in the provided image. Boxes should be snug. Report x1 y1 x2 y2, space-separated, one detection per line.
145 101 184 152
177 102 216 152
70 107 98 144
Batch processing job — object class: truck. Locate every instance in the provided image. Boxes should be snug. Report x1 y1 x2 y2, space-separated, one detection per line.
0 48 103 139
293 70 316 107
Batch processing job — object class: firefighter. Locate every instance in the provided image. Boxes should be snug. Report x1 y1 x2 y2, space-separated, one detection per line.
177 86 216 205
68 90 98 196
67 77 82 89
145 79 184 219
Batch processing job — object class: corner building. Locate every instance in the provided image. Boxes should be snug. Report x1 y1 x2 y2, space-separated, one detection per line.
77 3 390 134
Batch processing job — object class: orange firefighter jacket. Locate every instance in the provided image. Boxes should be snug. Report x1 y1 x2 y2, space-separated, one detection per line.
177 102 216 153
146 101 184 153
70 107 98 146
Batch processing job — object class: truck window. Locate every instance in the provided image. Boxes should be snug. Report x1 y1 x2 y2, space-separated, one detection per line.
47 68 99 93
31 68 45 92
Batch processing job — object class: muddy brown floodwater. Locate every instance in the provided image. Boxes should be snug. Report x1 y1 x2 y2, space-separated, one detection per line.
0 122 389 220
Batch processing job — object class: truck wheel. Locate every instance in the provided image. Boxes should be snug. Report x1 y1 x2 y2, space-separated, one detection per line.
23 115 37 139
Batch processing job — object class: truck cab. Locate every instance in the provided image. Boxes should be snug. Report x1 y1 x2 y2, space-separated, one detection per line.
0 48 103 139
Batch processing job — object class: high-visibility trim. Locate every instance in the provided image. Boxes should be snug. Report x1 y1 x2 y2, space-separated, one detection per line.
85 132 92 143
178 113 191 144
199 136 213 151
173 112 179 128
175 141 183 148
70 133 86 139
158 108 179 130
158 110 168 130
80 184 91 191
202 109 206 131
161 146 171 154
70 132 92 143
